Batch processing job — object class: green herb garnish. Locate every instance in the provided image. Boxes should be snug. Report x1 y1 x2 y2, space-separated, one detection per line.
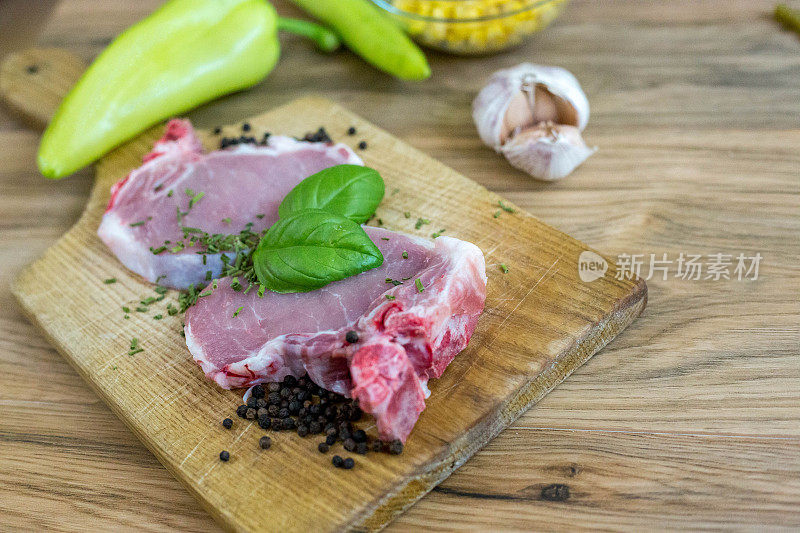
385 278 403 286
104 277 117 284
153 314 163 320
233 306 244 318
493 210 502 218
385 295 396 300
402 251 408 259
500 263 509 274
415 278 424 292
498 200 516 213
415 218 430 230
129 220 145 227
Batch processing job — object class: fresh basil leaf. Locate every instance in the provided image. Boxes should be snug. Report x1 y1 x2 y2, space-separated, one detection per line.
253 208 384 293
278 164 385 224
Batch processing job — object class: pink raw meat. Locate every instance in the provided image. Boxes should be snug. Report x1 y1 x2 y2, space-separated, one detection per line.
184 226 487 442
97 119 362 289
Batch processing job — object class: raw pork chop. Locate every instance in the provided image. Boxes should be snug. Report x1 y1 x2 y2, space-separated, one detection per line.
185 227 487 442
97 119 362 289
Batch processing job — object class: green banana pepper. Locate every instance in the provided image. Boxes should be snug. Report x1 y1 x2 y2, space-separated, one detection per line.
39 0 280 179
290 0 430 81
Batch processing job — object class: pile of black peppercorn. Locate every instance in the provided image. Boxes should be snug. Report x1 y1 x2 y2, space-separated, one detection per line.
230 373 403 468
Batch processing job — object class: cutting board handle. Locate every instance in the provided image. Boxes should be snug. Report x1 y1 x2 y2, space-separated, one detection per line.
0 47 85 131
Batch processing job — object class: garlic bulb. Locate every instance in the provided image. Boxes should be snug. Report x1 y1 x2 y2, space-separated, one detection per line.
472 63 595 181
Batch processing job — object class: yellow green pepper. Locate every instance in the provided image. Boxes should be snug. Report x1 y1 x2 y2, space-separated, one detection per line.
39 0 281 179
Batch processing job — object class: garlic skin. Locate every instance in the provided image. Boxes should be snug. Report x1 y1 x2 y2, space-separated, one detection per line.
472 63 594 181
502 123 596 181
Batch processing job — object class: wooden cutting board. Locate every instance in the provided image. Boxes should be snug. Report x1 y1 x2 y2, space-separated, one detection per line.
3 48 646 532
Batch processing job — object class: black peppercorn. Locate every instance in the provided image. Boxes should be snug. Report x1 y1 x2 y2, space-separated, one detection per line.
236 405 248 418
256 398 268 409
343 438 356 452
213 126 221 135
246 397 258 408
349 407 363 422
283 375 297 387
278 408 290 419
347 126 357 135
309 421 323 434
355 442 368 455
345 330 359 344
257 407 268 418
268 382 280 393
259 436 271 450
268 392 281 404
272 419 283 431
297 425 309 437
251 384 265 398
280 387 292 399
245 408 257 420
309 404 321 416
372 440 384 452
288 401 301 414
242 122 251 132
326 434 337 446
353 429 367 443
343 457 355 469
258 415 271 430
358 141 367 150
388 440 403 455
332 455 344 468
283 417 296 430
219 450 230 461
267 404 280 417
318 442 330 453
222 418 233 429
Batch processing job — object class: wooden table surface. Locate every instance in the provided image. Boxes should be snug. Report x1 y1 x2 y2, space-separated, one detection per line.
1 1 798 530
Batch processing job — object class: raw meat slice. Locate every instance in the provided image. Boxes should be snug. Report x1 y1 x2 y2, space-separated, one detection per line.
97 119 362 289
184 226 487 442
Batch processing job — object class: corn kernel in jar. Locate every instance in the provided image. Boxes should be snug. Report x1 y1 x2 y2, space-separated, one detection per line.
383 0 568 54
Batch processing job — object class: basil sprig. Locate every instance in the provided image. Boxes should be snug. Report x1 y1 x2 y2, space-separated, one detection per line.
253 208 383 293
278 164 384 224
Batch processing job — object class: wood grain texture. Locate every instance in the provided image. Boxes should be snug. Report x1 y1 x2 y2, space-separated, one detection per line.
1 0 798 530
5 64 645 530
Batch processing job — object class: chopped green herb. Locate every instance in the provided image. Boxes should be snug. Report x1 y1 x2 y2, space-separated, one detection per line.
205 270 213 281
498 200 516 213
129 220 145 227
415 278 424 292
188 191 205 208
404 212 411 218
402 251 408 259
493 210 502 218
385 278 403 286
167 303 178 316
431 229 446 238
135 306 149 313
122 306 130 313
385 295 396 300
258 285 266 298
181 226 204 234
153 314 163 320
112 365 118 370
392 188 400 195
150 245 167 255
167 189 174 197
128 348 144 356
233 306 244 318
500 263 509 274
256 214 265 219
381 237 390 241
377 218 383 225
123 315 129 320
103 277 117 284
198 290 213 298
415 218 430 230
154 286 168 295
222 217 231 224
141 296 158 305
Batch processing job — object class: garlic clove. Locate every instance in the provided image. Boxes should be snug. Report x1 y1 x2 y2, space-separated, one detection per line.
473 63 595 181
500 123 596 182
473 63 591 150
